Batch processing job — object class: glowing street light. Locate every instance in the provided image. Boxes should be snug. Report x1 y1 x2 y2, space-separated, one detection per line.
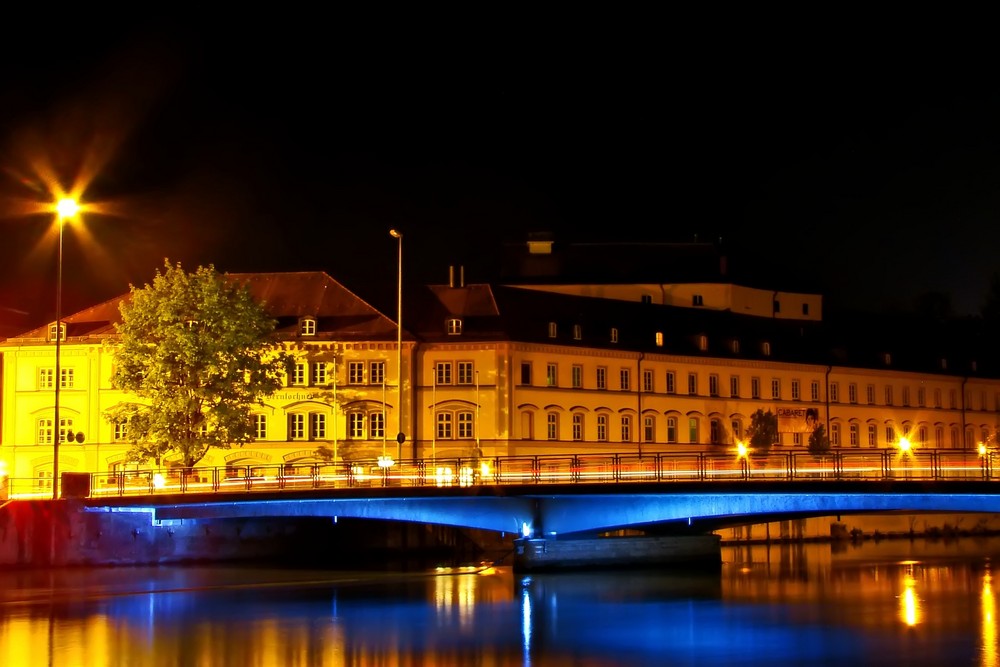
389 228 404 461
51 197 79 500
898 436 912 453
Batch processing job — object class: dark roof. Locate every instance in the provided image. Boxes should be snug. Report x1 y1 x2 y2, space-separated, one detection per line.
4 271 403 344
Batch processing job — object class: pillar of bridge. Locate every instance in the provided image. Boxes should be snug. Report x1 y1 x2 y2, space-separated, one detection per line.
512 534 721 572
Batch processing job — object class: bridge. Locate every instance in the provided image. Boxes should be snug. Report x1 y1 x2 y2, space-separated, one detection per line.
4 448 997 570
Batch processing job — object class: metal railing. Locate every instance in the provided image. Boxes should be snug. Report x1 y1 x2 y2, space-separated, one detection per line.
1 448 996 500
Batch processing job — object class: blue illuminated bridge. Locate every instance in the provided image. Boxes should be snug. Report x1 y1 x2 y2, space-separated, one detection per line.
50 448 998 540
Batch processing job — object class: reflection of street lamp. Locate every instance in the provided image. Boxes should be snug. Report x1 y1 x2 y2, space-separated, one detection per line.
389 229 404 461
52 198 79 500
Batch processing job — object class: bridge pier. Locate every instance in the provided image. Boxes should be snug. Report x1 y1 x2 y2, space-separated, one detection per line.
512 534 721 572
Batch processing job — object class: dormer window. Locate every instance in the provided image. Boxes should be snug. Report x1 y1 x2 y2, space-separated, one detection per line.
730 339 740 354
573 324 582 340
971 360 978 372
773 300 781 313
940 358 948 370
655 332 664 347
692 294 704 307
883 352 891 366
610 327 619 343
641 294 652 304
300 318 317 336
547 322 557 338
446 318 462 335
762 341 772 356
698 335 708 351
802 303 810 316
48 322 66 342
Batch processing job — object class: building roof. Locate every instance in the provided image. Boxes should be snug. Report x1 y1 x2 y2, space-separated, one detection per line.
3 271 404 344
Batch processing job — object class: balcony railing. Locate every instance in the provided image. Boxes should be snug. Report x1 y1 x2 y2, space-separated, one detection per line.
0 448 996 500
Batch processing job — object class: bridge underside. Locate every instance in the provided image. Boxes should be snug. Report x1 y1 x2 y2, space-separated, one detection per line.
86 482 1000 540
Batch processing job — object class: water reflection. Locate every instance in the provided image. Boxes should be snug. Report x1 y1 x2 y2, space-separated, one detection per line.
0 538 998 666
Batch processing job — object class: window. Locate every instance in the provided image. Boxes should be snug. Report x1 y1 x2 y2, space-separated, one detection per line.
619 368 630 391
620 416 631 442
597 414 608 441
312 363 327 385
751 377 761 399
457 361 474 385
935 426 943 447
730 339 740 354
458 412 474 439
310 413 327 439
610 328 619 343
730 375 740 398
688 418 699 444
290 414 306 440
643 416 654 442
884 386 893 406
885 426 895 444
573 324 582 340
370 361 385 385
791 379 800 401
348 361 365 384
830 423 840 446
596 367 607 390
655 331 664 347
709 374 719 396
868 424 877 447
951 426 960 447
920 426 929 445
934 389 941 408
667 417 677 443
693 294 704 306
38 418 53 445
793 433 801 446
436 362 453 385
771 378 781 400
300 318 316 336
60 368 74 389
848 383 858 404
370 412 385 439
949 389 957 409
867 384 876 405
698 335 708 351
572 414 583 441
666 371 676 394
773 299 781 313
446 318 462 335
57 418 74 444
643 369 654 393
641 294 652 304
829 383 839 403
883 353 892 366
902 387 910 407
520 363 532 385
254 414 267 440
547 321 557 338
802 303 810 316
113 418 130 442
292 362 307 386
916 387 925 407
731 419 742 442
39 368 54 389
349 413 365 438
849 423 859 447
710 419 721 444
811 380 820 402
546 362 559 386
688 373 698 395
572 365 583 389
762 342 771 356
547 412 558 440
49 322 66 342
436 412 453 439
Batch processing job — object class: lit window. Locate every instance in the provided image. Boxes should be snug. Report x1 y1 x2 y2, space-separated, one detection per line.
610 327 619 343
548 322 557 338
666 372 675 394
572 413 583 441
38 368 54 389
290 414 306 439
620 416 631 442
547 363 557 387
369 412 385 439
596 367 607 390
547 412 558 440
349 413 365 439
597 414 608 441
698 335 708 351
573 324 582 340
436 412 453 439
655 331 663 346
457 361 474 385
292 362 307 386
300 318 316 336
348 362 365 384
254 414 267 440
49 322 66 342
667 417 677 443
435 362 453 385
643 416 654 442
762 341 772 356
620 368 630 391
60 368 75 389
572 365 583 389
458 412 474 439
643 369 654 393
312 363 327 385
310 413 326 439
370 361 385 385
446 318 462 335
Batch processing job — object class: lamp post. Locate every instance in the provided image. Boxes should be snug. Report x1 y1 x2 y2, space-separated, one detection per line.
389 228 404 461
52 198 78 500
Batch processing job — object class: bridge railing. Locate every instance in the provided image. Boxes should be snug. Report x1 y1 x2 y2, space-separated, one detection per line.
1 448 996 500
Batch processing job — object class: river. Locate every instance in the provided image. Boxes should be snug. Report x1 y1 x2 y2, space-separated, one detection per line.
1 536 998 666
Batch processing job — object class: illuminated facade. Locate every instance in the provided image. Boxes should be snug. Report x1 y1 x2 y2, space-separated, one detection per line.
1 265 999 491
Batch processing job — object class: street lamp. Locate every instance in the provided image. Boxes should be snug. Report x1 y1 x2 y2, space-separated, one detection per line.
389 228 404 461
52 197 79 500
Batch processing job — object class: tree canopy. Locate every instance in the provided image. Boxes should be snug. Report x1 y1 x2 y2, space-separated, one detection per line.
106 261 292 468
747 409 778 455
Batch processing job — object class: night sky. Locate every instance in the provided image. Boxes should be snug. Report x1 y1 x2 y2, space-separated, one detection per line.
1 14 998 326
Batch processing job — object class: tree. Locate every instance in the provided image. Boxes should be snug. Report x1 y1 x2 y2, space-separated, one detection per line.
747 409 778 455
106 261 292 468
808 424 831 456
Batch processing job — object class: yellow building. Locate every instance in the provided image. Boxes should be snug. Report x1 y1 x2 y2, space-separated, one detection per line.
2 265 999 494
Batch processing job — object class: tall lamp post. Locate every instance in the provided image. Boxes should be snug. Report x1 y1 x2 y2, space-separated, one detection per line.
389 229 404 461
52 198 79 500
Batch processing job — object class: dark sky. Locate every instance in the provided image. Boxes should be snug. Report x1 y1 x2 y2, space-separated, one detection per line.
1 14 998 325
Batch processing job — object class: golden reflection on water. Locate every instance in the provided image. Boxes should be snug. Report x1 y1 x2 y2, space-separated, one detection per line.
984 567 996 667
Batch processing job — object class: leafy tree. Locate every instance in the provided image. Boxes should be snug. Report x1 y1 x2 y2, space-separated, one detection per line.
808 424 831 456
747 409 778 455
106 261 292 468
